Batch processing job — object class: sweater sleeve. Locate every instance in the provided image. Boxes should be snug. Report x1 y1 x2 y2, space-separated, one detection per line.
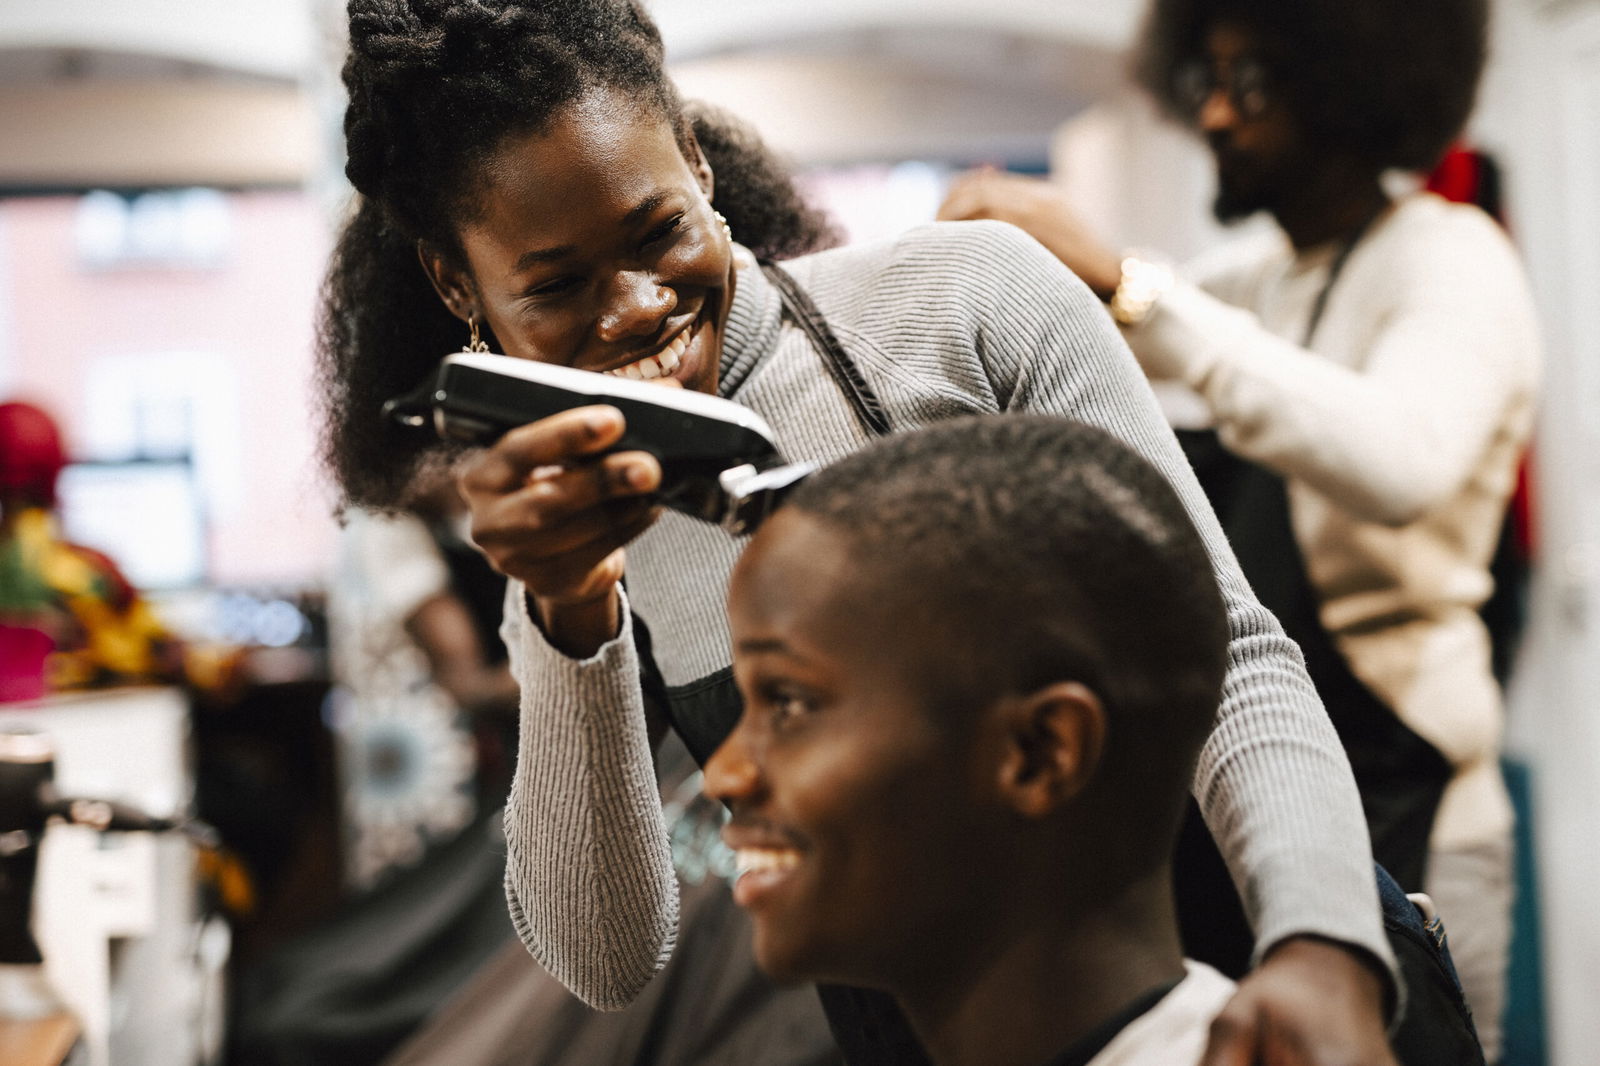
499 581 678 1009
943 220 1393 976
1125 212 1539 526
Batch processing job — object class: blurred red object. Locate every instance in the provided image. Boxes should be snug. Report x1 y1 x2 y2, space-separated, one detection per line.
1425 144 1484 207
0 624 52 702
0 402 67 509
1426 144 1536 560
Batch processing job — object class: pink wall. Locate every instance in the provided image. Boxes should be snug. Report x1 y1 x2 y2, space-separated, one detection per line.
0 191 338 587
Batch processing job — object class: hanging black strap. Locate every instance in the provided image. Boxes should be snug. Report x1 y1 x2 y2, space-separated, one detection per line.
654 264 895 765
1302 203 1388 347
760 261 893 438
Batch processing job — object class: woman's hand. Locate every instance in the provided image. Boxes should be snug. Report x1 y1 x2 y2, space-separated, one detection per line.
459 405 662 659
1201 937 1400 1066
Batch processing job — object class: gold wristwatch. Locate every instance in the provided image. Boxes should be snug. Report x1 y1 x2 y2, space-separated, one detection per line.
1109 255 1174 327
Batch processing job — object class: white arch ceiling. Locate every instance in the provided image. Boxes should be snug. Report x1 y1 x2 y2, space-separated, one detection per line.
0 0 318 81
0 0 1147 179
652 0 1143 60
657 1 1145 164
0 0 1143 78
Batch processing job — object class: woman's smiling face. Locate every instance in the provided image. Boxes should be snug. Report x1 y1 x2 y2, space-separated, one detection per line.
433 88 735 395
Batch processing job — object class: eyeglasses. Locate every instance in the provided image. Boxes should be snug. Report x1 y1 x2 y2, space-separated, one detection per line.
1173 56 1272 120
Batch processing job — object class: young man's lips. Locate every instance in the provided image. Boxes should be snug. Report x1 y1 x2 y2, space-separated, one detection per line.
730 845 803 908
722 820 807 908
721 820 807 854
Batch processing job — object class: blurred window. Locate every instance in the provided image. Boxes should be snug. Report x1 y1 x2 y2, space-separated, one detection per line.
55 458 207 589
74 188 233 270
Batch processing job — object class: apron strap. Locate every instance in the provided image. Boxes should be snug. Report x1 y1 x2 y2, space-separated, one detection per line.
650 265 896 769
760 261 893 438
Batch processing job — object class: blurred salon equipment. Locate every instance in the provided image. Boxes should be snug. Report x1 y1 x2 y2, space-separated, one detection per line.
0 724 227 1066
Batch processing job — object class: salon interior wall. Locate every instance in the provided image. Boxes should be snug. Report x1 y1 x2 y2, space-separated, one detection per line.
0 0 337 588
658 0 1137 166
0 0 322 190
1475 3 1600 1065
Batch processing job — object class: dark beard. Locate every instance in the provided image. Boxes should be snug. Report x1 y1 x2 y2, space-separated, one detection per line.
1212 188 1260 223
1211 167 1270 223
1207 132 1283 224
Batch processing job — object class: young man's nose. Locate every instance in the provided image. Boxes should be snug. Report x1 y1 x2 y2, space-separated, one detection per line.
1198 86 1239 134
703 726 763 807
596 270 674 343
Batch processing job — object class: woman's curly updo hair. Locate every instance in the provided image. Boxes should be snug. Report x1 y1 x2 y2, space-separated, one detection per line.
320 0 838 510
1134 0 1488 174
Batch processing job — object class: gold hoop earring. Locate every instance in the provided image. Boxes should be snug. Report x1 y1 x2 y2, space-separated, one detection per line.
464 314 489 353
713 209 733 245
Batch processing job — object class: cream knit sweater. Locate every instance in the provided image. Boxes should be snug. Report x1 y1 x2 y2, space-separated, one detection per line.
1126 192 1542 849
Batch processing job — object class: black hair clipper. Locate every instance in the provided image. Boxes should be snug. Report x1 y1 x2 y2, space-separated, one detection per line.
383 352 817 535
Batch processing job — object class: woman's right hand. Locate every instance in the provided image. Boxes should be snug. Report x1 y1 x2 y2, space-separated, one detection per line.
459 405 662 659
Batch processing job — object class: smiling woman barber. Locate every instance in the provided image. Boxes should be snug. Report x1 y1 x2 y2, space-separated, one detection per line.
319 2 1400 1063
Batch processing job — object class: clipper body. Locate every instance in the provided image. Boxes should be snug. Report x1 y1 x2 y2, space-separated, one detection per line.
385 353 817 535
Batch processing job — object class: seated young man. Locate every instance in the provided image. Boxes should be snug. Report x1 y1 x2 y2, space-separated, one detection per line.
704 415 1240 1066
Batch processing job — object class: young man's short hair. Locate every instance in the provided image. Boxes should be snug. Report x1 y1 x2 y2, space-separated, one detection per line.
783 414 1229 863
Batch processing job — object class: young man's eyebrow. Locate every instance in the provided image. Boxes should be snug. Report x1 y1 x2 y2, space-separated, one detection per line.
510 192 675 274
735 637 795 656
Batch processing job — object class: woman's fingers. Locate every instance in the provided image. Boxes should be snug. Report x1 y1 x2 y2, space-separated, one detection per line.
496 503 661 605
476 494 659 570
461 405 629 494
475 451 661 536
453 402 670 632
936 167 1000 221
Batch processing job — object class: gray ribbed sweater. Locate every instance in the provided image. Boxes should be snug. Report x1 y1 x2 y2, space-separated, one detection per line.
500 220 1390 1009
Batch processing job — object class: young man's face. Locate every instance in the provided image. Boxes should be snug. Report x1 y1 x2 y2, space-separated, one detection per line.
704 509 1006 988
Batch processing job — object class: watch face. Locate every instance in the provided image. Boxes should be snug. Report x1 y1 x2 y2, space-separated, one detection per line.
1111 257 1174 326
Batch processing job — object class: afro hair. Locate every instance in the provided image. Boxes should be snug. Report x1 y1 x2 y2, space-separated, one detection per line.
1135 0 1489 173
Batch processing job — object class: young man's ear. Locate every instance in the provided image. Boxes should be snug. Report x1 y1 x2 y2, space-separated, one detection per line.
995 682 1107 819
417 241 476 325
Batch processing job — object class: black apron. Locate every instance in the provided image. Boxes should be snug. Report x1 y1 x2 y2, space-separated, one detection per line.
1180 214 1451 893
1177 429 1450 892
640 262 890 769
631 264 931 1063
1165 219 1478 1066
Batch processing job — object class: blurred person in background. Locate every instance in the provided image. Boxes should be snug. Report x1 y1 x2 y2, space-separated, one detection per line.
0 400 180 701
940 0 1539 1057
230 471 523 1065
328 472 518 888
